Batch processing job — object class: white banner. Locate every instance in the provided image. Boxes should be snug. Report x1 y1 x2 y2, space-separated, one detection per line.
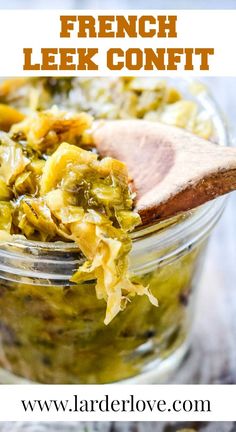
0 384 235 421
0 10 235 76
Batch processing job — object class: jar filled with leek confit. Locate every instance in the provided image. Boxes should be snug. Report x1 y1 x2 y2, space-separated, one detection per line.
0 77 233 384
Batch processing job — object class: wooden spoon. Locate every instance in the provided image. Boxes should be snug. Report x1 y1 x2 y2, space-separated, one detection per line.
93 119 236 225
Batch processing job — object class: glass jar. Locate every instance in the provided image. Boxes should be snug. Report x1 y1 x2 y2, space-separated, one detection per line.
0 81 228 384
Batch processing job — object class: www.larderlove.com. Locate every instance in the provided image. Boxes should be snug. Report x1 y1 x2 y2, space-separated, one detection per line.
21 394 211 414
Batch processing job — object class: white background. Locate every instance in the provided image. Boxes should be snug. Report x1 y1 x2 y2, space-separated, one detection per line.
0 384 235 422
0 10 236 76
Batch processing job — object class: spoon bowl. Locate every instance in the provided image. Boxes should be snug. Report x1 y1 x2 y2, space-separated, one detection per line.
93 120 236 225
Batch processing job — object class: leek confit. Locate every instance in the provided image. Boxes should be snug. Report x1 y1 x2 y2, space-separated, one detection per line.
0 77 231 384
0 107 157 324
